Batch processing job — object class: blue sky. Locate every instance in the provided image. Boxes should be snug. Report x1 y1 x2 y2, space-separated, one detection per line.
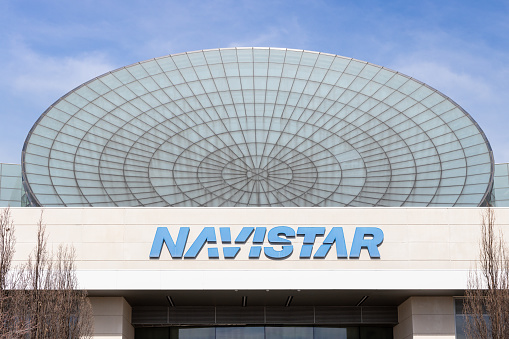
1 0 508 163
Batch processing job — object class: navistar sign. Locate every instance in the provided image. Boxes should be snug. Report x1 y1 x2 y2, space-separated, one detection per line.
150 226 384 260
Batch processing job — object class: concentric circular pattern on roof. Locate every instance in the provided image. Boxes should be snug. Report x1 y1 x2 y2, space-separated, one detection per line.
22 48 494 207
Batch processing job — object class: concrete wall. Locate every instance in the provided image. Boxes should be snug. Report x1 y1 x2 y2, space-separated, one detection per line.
90 297 134 339
7 207 507 291
394 297 456 339
6 207 506 338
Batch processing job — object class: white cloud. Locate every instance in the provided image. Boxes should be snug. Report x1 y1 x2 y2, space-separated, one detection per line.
2 40 116 103
227 17 307 49
389 54 509 163
228 27 289 48
0 40 118 163
391 60 494 104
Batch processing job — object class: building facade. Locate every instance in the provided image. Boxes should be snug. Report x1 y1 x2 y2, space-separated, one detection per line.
2 47 507 338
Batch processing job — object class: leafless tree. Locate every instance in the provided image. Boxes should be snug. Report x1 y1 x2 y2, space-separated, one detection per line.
0 209 93 338
464 208 509 339
0 208 15 291
0 208 31 338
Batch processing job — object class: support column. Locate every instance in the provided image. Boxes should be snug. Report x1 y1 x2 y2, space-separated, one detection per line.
393 297 456 339
90 297 134 339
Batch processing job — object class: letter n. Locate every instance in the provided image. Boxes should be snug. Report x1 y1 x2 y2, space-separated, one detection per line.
150 227 190 259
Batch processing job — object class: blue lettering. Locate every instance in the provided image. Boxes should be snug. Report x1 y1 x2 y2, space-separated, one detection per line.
264 226 295 259
349 227 384 258
314 227 348 259
150 226 384 260
235 227 255 243
253 227 266 243
219 227 232 243
208 247 220 258
249 246 262 258
149 227 189 259
297 227 325 258
184 227 217 259
220 227 241 258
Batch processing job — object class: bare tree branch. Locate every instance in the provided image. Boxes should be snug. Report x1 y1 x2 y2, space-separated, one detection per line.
0 209 93 338
464 208 509 339
0 208 15 291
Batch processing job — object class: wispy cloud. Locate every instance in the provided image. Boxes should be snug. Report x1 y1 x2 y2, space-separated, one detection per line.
0 0 508 163
227 17 308 50
0 40 117 163
392 59 494 105
2 40 115 103
389 43 509 162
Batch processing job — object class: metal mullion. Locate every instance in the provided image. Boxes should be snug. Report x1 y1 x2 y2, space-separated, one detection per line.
201 155 246 171
215 188 243 207
157 137 235 169
281 185 318 206
275 148 334 169
150 60 250 204
217 188 245 207
243 174 262 206
261 52 328 173
194 168 225 176
180 173 223 181
260 49 307 170
290 65 418 207
256 64 377 203
264 58 368 161
291 161 337 173
367 86 452 206
47 89 110 206
231 185 251 207
80 79 161 206
271 183 301 204
297 187 341 204
254 48 270 169
183 52 252 165
264 184 289 207
259 50 284 169
232 48 258 170
266 174 294 183
196 181 228 195
24 75 112 206
200 164 243 175
256 176 272 206
422 103 475 206
121 67 204 206
196 183 233 204
261 175 300 205
291 178 328 188
263 175 291 188
198 172 251 205
193 140 253 170
213 49 252 169
267 148 321 201
25 48 492 208
293 180 336 195
196 176 227 185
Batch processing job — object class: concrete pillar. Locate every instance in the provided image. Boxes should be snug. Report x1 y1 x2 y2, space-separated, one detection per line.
89 297 134 339
393 297 456 339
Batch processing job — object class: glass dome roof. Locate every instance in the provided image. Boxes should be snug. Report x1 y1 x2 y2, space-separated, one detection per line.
22 48 494 207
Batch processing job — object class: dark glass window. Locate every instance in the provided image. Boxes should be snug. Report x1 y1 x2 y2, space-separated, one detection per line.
216 326 264 339
265 326 313 339
314 327 354 339
135 326 392 339
179 327 215 339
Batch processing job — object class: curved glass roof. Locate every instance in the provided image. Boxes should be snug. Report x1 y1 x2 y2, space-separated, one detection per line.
22 48 494 207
